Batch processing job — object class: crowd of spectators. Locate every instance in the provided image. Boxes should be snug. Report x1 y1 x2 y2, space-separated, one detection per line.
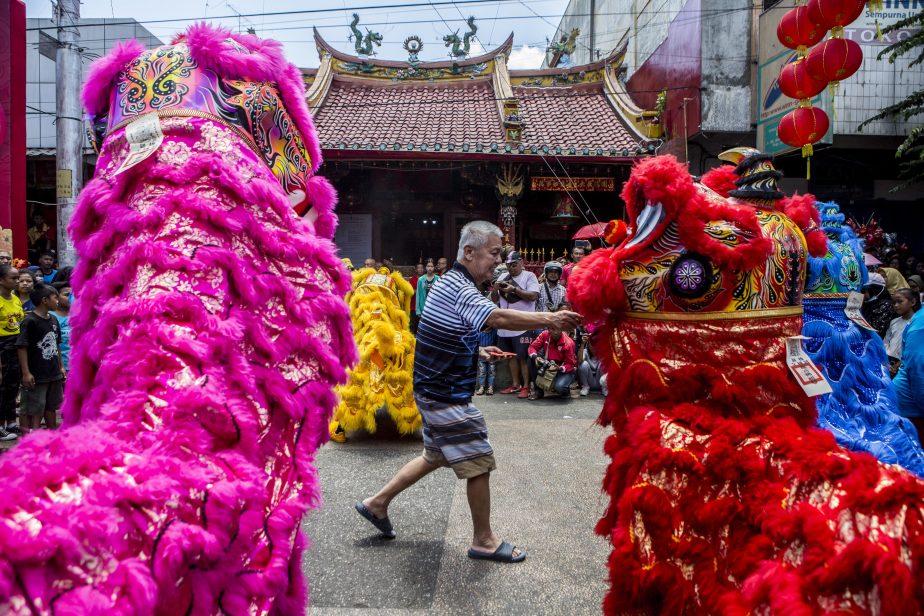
863 255 924 439
0 250 71 443
357 243 599 404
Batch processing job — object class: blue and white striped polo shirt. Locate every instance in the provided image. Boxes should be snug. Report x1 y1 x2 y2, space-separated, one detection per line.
414 262 497 403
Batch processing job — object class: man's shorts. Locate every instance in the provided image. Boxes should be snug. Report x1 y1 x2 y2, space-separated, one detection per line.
415 393 497 479
19 379 64 417
497 331 536 360
422 447 497 479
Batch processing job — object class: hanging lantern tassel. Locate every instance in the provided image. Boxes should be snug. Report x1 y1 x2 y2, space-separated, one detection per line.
868 0 883 11
829 81 839 121
802 144 814 179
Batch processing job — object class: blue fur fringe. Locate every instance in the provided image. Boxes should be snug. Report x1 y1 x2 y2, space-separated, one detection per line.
805 202 867 293
803 296 924 476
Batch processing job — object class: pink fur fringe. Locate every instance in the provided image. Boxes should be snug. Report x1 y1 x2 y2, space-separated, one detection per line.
0 25 354 615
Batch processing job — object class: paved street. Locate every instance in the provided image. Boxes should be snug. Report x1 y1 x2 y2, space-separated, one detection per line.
303 393 612 616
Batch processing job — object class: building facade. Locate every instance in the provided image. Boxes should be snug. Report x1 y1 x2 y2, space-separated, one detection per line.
25 18 162 256
548 0 924 249
304 27 662 269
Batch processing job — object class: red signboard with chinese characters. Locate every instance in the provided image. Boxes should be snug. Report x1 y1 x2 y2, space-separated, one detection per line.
530 176 615 192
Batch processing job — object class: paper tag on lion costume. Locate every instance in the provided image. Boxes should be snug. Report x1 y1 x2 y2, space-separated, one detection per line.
844 292 877 331
114 113 164 176
786 336 832 397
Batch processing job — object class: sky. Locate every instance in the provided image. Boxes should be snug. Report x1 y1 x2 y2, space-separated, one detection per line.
25 0 569 69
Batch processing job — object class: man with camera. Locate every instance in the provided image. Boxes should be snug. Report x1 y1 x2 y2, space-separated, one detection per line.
526 322 577 400
491 251 540 399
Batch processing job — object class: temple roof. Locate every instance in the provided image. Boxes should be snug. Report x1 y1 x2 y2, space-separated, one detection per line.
304 29 662 160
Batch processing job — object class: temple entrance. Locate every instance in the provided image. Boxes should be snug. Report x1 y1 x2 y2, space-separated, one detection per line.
380 211 445 266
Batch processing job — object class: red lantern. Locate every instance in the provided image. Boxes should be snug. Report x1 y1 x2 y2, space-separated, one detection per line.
806 38 863 84
777 6 827 54
807 0 865 33
778 106 829 178
778 58 828 100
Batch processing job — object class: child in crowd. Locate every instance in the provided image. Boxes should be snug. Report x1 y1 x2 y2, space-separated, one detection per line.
52 283 71 373
16 271 34 313
0 264 23 441
475 327 497 396
16 284 65 434
884 288 921 377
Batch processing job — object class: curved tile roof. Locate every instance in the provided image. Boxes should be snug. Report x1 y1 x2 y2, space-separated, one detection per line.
313 80 505 150
515 85 643 155
305 31 660 158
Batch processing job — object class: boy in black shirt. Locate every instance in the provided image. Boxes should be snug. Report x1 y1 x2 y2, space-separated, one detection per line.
16 284 65 434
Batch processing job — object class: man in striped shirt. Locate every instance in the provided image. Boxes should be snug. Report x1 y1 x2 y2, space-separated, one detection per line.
356 221 581 563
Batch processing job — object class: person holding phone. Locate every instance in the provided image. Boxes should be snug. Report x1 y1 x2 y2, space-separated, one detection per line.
491 251 540 398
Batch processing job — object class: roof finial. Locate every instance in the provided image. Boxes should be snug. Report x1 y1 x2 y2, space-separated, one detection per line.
348 13 382 57
444 16 478 59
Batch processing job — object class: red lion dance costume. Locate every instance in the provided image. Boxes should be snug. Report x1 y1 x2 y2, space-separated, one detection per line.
569 154 924 614
0 26 355 614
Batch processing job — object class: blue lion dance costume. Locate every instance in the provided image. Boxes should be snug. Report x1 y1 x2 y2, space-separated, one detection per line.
802 201 924 476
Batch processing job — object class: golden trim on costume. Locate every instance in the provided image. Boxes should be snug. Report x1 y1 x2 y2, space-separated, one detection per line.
624 306 803 321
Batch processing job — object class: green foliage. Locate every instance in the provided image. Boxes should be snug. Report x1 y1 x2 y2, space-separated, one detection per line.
858 9 924 189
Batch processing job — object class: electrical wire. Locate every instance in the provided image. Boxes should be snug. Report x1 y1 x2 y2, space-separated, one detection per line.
25 0 528 31
25 3 800 35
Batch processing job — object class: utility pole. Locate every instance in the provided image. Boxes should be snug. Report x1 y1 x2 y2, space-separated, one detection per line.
55 0 81 268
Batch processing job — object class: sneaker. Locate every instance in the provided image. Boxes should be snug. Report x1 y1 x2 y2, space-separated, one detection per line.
499 385 520 395
517 387 530 399
474 387 485 396
580 386 589 396
0 428 17 442
485 387 494 396
5 425 20 434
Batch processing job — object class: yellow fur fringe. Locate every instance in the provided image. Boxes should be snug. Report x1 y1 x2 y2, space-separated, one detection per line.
332 268 421 436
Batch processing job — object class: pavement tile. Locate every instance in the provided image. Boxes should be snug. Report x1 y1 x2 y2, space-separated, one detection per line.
306 395 611 615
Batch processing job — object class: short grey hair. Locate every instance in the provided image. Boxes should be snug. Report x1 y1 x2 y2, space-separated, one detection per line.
457 220 503 260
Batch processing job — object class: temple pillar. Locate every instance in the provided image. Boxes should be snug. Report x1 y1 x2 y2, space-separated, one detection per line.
495 163 524 249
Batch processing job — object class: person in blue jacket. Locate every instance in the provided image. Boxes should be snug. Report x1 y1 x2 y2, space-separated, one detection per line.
895 307 924 442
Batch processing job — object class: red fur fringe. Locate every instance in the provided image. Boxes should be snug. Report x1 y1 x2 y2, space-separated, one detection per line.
566 248 626 326
779 193 828 258
699 165 738 198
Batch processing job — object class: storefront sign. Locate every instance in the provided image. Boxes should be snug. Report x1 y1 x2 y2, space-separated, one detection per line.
530 176 615 192
56 169 72 198
846 3 923 46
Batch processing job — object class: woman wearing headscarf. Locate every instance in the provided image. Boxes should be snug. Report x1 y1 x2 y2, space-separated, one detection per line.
861 272 899 338
907 274 924 302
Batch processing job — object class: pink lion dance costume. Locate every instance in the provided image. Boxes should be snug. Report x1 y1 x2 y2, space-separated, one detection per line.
569 155 924 614
0 25 355 614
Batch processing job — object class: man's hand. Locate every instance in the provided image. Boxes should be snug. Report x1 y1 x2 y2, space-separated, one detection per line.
60 367 67 379
479 346 508 363
22 373 35 390
532 355 546 366
548 310 583 331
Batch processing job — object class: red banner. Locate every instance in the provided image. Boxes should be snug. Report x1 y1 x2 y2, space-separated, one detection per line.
0 1 26 256
530 176 615 192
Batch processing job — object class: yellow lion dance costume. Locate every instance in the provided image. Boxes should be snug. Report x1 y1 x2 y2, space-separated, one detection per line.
330 268 420 441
